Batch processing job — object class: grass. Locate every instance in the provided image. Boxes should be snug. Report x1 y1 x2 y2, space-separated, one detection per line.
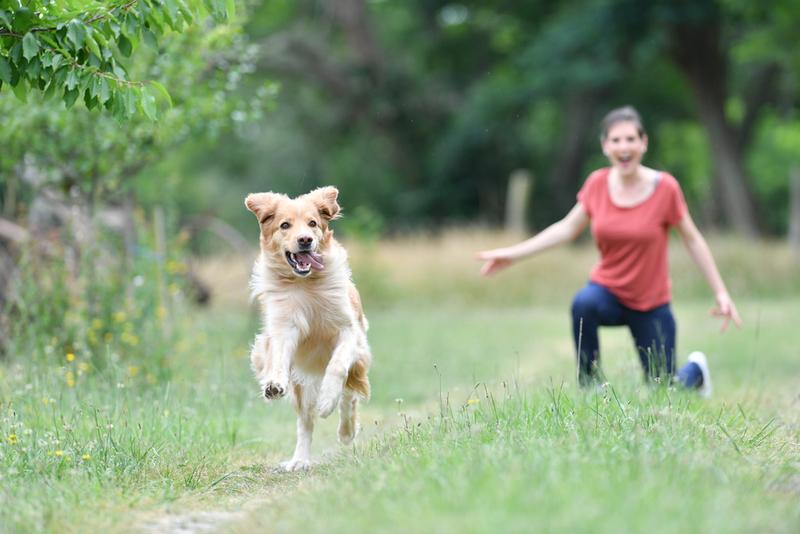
231 384 799 533
1 233 799 533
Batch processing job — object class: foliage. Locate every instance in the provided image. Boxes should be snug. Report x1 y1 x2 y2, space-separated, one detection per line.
7 220 190 375
0 0 235 120
0 1 271 216
190 0 799 236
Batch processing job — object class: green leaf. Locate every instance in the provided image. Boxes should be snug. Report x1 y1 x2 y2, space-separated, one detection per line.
10 41 22 64
22 33 41 61
164 0 180 29
110 59 127 80
13 7 34 33
39 51 52 69
124 13 138 38
118 34 133 57
149 80 172 107
54 66 68 85
96 77 111 105
12 78 27 102
142 28 158 49
86 33 102 60
177 0 194 24
0 57 11 84
123 87 138 117
67 20 87 51
63 87 79 108
65 69 79 90
51 53 64 71
226 0 236 20
140 88 157 120
0 10 13 29
44 79 57 100
25 56 41 80
93 30 109 49
84 89 97 110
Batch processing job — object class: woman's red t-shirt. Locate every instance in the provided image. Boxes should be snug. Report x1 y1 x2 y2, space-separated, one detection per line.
577 167 688 311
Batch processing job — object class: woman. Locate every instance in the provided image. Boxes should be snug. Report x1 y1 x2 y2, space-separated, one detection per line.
477 106 741 395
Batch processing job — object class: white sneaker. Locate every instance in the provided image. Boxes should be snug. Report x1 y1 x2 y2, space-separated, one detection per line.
688 351 712 399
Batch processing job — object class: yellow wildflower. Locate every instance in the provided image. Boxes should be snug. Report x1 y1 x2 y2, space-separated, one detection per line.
66 352 75 362
127 366 140 377
65 371 76 388
467 398 480 405
78 362 90 372
157 306 167 319
91 319 104 330
113 311 127 323
7 434 17 445
121 332 140 346
42 397 50 405
55 450 64 457
82 454 91 461
166 260 187 274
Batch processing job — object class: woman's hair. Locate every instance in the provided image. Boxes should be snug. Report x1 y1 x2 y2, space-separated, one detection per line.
600 106 646 140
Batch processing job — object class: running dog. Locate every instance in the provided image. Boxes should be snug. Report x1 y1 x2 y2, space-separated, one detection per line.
245 186 371 471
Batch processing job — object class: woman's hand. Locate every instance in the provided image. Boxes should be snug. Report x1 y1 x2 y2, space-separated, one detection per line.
711 292 742 332
476 249 515 276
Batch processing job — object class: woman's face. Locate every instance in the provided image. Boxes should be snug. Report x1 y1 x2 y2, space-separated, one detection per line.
601 121 648 177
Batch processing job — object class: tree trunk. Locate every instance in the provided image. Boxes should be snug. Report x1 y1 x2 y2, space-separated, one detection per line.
790 167 800 261
548 93 596 212
667 2 760 237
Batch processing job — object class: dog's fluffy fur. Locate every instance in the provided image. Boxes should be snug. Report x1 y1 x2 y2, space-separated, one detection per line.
245 186 371 471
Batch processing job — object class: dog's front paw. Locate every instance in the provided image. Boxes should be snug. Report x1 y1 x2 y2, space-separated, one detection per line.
262 380 288 399
280 457 312 472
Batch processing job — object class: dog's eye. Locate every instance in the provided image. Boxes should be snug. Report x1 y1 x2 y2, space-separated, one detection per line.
308 220 317 228
280 222 290 230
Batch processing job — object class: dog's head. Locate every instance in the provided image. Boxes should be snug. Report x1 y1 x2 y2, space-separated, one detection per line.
245 186 341 278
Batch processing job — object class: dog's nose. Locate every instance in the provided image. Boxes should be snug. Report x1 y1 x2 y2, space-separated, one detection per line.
297 235 313 249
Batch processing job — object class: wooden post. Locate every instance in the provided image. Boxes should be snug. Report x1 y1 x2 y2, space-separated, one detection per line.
790 167 800 261
153 206 171 336
505 169 533 235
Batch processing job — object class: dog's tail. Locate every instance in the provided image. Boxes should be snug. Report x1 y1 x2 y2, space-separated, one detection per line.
345 358 370 399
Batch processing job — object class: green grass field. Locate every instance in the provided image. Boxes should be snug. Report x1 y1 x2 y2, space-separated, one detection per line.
1 235 799 533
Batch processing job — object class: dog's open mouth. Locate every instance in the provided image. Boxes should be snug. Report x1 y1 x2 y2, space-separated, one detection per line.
285 251 325 275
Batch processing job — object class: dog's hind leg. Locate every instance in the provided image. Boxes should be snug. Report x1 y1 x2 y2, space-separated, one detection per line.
338 390 359 445
281 382 316 472
317 329 358 418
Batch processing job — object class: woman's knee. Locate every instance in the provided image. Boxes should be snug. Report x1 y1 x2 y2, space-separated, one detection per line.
571 285 603 319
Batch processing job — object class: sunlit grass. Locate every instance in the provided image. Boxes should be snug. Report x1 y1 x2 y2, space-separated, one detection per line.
1 232 799 532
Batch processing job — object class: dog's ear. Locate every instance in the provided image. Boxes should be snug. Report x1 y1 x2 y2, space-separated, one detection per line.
307 186 341 221
245 192 281 225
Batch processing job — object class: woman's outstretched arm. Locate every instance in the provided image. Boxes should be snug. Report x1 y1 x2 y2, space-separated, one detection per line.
675 212 743 331
476 203 589 276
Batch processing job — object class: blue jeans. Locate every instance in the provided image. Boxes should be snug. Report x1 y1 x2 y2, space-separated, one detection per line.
571 282 702 388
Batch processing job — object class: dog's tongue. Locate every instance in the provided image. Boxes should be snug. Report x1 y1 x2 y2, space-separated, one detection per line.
296 251 324 270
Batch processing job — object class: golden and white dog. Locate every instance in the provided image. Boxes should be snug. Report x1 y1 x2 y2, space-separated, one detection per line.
245 186 371 471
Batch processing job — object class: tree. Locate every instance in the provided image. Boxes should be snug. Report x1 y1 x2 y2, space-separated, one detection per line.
0 0 234 120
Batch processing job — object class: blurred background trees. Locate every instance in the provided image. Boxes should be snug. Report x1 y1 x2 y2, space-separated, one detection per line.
172 0 798 239
4 0 800 240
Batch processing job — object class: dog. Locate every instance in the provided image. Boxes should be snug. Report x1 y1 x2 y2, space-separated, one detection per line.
245 186 371 471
